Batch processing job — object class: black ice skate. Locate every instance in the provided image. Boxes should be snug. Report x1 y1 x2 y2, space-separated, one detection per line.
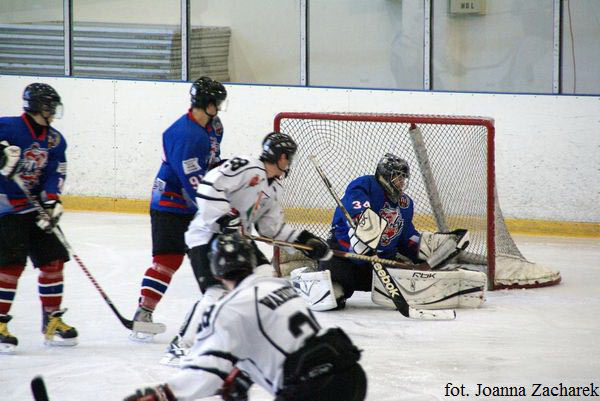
0 315 18 354
43 308 78 346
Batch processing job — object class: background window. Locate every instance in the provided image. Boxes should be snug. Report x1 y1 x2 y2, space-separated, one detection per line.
432 0 555 93
309 0 424 90
561 0 600 95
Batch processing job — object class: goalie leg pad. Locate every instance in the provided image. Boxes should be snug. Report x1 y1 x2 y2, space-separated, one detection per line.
371 265 486 309
290 267 341 311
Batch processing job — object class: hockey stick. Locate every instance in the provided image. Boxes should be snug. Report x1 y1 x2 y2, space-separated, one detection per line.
308 155 455 320
248 234 429 270
31 376 49 401
12 176 166 335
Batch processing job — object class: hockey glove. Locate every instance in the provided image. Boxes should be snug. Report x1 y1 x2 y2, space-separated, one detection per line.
36 199 64 233
0 140 21 178
419 229 470 270
123 384 176 401
295 230 332 261
216 208 241 234
219 368 253 401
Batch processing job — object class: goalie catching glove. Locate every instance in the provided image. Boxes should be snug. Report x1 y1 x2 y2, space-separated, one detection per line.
418 229 470 270
0 140 21 178
36 199 64 233
348 208 388 255
123 384 176 401
295 230 332 261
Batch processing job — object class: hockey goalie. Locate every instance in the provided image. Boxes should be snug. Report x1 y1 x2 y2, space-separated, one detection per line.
291 153 487 311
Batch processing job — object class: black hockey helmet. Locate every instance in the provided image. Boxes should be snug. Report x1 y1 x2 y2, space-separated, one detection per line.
23 83 63 118
190 76 227 110
209 232 257 279
375 153 410 201
259 132 297 164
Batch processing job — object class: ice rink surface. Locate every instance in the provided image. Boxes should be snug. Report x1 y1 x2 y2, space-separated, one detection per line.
2 212 599 401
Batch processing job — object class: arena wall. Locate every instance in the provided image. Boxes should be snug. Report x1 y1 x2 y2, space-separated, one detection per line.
0 75 598 236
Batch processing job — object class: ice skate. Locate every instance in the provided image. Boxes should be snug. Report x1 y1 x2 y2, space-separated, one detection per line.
130 305 156 342
43 308 78 347
0 315 18 354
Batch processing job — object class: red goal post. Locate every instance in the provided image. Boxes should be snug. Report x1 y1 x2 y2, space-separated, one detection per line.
273 112 560 290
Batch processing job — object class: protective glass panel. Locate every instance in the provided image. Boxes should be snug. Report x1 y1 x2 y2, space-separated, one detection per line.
561 0 600 95
0 0 64 77
191 0 300 85
432 0 554 93
73 0 180 80
309 0 424 90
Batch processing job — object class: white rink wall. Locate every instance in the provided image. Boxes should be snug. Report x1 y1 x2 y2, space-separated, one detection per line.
0 75 598 223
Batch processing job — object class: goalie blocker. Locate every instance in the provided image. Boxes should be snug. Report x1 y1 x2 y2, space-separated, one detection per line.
291 266 486 311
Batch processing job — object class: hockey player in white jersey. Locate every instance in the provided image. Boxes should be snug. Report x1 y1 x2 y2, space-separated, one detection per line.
124 232 367 401
161 132 332 364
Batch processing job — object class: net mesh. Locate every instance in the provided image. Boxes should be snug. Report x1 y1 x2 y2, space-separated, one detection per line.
274 113 560 289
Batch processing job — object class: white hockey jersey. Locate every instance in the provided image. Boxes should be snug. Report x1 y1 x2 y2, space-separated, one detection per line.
185 155 300 248
167 274 325 400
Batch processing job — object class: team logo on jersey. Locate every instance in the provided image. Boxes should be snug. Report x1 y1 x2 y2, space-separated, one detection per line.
207 137 220 166
248 175 261 187
212 119 223 136
20 143 48 183
47 130 61 149
378 202 404 246
399 194 410 209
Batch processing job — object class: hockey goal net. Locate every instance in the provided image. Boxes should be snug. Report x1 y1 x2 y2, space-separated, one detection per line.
273 112 561 290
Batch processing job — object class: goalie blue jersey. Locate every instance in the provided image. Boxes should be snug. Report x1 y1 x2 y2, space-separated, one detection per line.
330 175 421 262
150 111 223 214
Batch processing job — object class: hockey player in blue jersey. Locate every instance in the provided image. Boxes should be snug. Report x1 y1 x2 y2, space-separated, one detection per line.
0 83 78 353
131 77 227 341
292 153 475 311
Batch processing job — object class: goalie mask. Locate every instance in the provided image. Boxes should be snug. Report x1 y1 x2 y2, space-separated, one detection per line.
190 76 227 111
375 153 410 202
209 232 257 279
259 132 297 177
23 83 63 119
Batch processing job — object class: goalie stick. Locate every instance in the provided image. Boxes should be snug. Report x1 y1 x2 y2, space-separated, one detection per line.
308 155 456 321
12 176 166 335
31 376 49 401
249 234 429 270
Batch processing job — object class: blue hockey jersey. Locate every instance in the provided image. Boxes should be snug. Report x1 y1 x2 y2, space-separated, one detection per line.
0 115 67 218
150 111 224 214
330 175 421 262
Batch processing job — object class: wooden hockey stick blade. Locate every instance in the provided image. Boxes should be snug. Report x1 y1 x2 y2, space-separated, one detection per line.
31 376 50 401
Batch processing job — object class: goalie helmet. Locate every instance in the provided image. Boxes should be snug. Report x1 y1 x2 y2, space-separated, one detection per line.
23 83 63 118
375 153 410 201
190 76 227 110
209 232 257 279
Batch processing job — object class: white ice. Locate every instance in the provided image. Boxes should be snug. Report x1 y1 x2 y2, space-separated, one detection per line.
2 212 599 401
